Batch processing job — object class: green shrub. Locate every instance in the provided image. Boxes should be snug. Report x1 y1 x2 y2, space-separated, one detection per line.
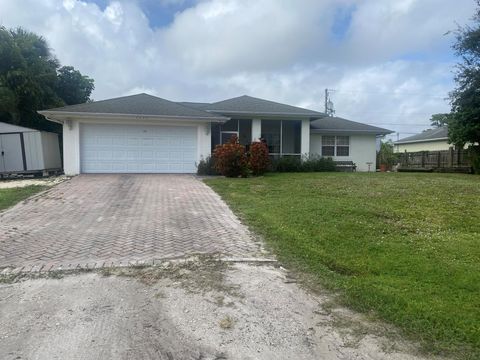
196 156 218 176
302 155 336 172
213 135 248 178
248 141 270 175
271 156 303 172
469 145 480 174
270 155 336 173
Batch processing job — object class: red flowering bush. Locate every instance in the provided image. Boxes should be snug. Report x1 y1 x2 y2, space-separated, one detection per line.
248 141 270 175
213 135 248 177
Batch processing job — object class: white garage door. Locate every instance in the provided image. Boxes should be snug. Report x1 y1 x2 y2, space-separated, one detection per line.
80 124 197 173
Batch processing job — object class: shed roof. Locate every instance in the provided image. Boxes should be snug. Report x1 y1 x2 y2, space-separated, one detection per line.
0 122 38 133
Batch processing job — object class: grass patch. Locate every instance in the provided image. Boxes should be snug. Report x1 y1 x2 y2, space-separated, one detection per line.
0 185 46 211
205 172 480 359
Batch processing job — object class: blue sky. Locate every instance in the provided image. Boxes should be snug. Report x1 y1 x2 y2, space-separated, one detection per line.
0 0 475 140
87 0 197 28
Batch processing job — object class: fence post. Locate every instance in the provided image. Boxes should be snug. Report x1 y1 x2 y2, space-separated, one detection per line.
421 151 426 168
448 147 454 167
437 151 441 168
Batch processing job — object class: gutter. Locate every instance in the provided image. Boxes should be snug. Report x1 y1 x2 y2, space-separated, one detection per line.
37 110 229 123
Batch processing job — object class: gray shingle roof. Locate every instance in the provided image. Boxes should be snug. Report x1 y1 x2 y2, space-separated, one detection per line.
178 101 212 110
310 116 392 135
394 126 448 144
41 93 227 120
203 95 325 118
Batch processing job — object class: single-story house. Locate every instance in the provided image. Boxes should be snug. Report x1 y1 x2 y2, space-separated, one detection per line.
38 93 392 175
394 126 450 153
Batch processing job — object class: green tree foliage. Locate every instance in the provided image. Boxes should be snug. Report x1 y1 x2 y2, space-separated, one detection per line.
377 140 397 167
56 66 94 105
430 113 454 128
0 27 94 132
449 1 480 147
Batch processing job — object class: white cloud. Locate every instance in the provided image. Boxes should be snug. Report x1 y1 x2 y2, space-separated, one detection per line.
0 0 475 138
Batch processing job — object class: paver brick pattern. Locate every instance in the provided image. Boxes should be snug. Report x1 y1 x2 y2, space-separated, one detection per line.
0 175 263 269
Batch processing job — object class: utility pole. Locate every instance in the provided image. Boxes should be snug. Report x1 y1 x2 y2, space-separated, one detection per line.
324 88 335 116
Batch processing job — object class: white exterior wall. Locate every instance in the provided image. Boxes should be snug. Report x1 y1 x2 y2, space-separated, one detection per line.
310 133 377 172
62 118 212 175
394 140 451 153
301 119 310 155
63 120 80 175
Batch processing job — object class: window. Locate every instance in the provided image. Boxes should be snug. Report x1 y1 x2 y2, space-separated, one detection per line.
220 119 239 144
322 135 350 157
336 136 350 156
321 136 336 156
261 120 281 154
261 120 302 155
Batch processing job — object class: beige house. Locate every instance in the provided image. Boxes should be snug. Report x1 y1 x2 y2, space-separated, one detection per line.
394 127 450 153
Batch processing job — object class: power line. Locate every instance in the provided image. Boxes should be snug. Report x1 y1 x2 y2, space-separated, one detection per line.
331 89 449 99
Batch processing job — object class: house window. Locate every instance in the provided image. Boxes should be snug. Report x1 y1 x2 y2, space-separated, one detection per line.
220 119 239 144
322 135 350 156
261 120 301 156
336 136 350 156
321 136 336 156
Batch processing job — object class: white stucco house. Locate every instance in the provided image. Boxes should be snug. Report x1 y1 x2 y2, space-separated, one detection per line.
38 93 391 175
394 127 450 153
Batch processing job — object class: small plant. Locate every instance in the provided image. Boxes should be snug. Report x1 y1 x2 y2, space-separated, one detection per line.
196 156 218 176
219 315 235 329
248 141 270 175
213 135 248 178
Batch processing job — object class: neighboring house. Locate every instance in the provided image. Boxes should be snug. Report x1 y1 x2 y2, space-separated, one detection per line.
0 122 62 175
38 93 392 175
394 126 450 153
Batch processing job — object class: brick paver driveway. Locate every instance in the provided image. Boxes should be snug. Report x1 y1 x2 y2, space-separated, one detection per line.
0 175 263 271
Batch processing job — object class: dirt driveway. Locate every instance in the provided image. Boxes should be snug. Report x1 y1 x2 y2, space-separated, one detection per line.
0 258 435 360
0 174 263 271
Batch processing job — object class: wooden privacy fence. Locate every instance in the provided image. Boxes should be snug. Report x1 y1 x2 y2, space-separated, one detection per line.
398 148 472 173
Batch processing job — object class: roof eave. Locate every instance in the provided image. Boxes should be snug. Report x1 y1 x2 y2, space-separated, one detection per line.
310 128 393 135
38 110 229 123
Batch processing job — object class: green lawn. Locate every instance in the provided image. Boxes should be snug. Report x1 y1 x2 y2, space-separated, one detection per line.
0 185 46 211
205 173 480 359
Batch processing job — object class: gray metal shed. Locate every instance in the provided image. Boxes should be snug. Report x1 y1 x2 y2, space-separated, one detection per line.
0 122 62 176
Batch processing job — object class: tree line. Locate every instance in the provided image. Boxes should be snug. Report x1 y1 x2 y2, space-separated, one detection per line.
0 26 94 133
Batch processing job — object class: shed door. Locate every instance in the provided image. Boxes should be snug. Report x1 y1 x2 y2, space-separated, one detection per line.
80 124 198 173
0 134 24 172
